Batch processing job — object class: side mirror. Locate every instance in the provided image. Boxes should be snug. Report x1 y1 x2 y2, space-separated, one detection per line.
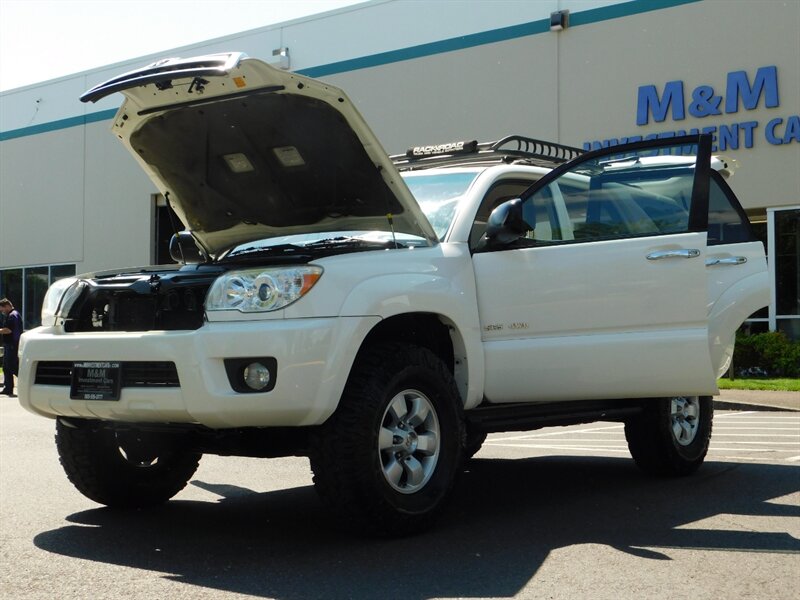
169 231 206 264
484 198 528 246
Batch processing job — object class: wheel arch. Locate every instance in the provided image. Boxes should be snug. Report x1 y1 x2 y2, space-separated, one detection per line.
336 270 485 410
357 312 476 408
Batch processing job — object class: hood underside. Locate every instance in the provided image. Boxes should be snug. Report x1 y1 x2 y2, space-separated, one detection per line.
85 53 437 256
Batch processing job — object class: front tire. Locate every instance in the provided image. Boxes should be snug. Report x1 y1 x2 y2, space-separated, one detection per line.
56 419 201 508
309 342 465 536
625 396 713 476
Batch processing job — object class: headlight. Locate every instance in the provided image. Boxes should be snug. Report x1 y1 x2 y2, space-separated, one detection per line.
40 277 78 326
206 266 323 313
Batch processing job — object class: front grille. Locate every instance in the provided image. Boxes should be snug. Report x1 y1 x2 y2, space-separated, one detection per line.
35 361 180 387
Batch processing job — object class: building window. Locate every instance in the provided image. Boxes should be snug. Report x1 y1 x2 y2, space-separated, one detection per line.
0 269 22 316
0 264 76 330
768 207 800 340
24 267 49 330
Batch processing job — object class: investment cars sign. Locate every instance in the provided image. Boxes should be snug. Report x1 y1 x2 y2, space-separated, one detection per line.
583 66 799 152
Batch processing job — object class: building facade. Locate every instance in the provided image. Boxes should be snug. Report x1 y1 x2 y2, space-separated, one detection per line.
1 0 798 335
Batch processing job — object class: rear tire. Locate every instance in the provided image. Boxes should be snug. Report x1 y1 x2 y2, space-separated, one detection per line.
309 342 465 536
56 419 201 507
464 429 487 459
625 396 713 476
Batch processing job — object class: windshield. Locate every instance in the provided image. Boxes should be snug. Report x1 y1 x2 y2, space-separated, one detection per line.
403 171 479 239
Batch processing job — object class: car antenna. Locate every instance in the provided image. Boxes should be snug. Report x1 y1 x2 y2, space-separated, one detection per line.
164 191 185 264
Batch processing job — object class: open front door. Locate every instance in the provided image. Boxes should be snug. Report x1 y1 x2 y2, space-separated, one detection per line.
472 135 718 403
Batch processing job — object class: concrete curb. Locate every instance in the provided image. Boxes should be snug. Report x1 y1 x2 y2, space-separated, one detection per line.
714 388 800 412
714 400 798 412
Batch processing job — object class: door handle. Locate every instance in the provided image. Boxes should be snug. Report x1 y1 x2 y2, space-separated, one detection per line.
705 256 748 266
646 249 701 260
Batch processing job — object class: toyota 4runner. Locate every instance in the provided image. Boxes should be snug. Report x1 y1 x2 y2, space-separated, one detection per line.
18 53 768 535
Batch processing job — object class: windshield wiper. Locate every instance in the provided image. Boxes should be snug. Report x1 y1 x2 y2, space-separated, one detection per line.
302 236 407 250
222 237 406 263
224 243 313 260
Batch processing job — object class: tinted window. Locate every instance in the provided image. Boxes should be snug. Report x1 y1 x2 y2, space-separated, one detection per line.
707 173 755 245
521 146 698 244
470 180 540 246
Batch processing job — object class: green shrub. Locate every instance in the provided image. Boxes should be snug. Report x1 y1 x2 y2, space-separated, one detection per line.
733 331 800 377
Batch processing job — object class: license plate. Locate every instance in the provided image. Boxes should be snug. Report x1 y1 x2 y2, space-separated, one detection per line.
70 361 122 401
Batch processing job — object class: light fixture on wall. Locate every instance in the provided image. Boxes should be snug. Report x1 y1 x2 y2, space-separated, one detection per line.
550 10 569 31
270 47 290 70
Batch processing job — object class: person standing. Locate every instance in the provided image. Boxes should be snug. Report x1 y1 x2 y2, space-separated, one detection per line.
0 298 22 397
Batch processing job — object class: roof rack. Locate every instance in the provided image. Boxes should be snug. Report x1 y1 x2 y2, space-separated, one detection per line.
390 135 584 171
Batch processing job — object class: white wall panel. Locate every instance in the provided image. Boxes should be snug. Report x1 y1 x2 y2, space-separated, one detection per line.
80 122 156 272
0 128 84 267
327 34 560 153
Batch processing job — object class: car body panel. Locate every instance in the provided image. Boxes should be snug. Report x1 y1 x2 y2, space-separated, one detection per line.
706 241 769 376
475 232 716 401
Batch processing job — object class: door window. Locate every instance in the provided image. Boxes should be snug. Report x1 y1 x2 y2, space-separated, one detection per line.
480 137 712 249
470 180 539 247
707 172 756 245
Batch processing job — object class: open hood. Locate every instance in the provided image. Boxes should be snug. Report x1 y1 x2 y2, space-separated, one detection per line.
82 53 438 256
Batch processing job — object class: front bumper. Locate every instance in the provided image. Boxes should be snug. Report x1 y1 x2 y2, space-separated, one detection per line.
18 316 379 428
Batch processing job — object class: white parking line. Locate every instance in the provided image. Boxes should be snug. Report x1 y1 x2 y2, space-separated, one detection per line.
484 443 631 453
708 448 775 453
712 433 800 437
717 418 800 422
712 441 800 445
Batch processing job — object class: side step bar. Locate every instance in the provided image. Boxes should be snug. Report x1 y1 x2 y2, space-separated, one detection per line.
465 399 646 434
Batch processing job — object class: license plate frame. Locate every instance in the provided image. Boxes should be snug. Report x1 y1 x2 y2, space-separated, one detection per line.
70 361 122 401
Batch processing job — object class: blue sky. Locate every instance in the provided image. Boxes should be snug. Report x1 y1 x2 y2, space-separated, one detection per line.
0 0 364 91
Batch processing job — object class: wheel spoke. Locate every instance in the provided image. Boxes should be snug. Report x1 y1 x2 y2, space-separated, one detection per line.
672 420 684 441
387 394 408 424
379 426 399 451
685 401 699 420
680 420 693 442
402 456 425 488
406 396 430 428
383 456 404 487
415 431 438 455
670 397 684 417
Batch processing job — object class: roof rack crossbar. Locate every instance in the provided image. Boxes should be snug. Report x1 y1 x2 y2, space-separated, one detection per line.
490 135 583 162
390 135 583 171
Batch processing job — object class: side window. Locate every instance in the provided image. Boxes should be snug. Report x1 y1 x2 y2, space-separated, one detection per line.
521 144 701 244
470 180 538 247
708 172 755 245
520 185 565 242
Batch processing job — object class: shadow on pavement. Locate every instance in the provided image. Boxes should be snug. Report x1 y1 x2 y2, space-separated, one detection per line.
33 456 800 599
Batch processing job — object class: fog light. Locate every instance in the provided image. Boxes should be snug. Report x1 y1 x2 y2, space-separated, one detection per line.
224 357 276 393
243 362 271 391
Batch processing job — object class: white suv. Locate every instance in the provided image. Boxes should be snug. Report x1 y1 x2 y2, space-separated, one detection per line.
18 53 768 535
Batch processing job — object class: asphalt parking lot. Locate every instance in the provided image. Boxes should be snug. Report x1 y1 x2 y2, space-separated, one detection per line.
1 398 798 600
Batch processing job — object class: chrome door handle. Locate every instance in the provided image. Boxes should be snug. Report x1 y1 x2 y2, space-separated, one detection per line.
706 256 748 266
646 249 701 260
